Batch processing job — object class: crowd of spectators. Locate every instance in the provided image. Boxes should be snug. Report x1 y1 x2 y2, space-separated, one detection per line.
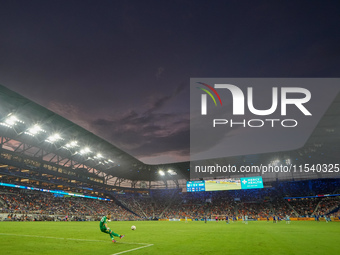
315 197 340 215
0 187 139 221
117 179 340 220
1 179 339 221
287 198 319 216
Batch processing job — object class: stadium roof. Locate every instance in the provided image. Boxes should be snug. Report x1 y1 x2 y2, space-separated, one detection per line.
0 84 189 181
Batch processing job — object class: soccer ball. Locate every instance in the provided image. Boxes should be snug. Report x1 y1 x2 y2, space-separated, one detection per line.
131 225 136 230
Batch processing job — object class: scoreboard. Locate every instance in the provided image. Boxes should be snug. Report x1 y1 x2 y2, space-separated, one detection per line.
186 180 205 192
187 176 263 192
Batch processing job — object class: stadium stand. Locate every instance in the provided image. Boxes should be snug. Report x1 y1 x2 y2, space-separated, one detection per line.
1 178 339 221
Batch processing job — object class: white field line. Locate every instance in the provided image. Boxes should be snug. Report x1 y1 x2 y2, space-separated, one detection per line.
111 243 154 255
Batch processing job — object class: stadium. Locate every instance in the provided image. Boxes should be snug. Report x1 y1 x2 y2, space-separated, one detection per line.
1 1 340 255
0 81 339 255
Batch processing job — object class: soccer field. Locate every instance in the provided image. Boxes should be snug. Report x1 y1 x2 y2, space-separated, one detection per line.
0 221 339 255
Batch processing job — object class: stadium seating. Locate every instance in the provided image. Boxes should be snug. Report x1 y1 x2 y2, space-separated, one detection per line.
1 179 339 221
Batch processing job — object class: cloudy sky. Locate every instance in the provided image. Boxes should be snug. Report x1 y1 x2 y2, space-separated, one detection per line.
0 0 339 164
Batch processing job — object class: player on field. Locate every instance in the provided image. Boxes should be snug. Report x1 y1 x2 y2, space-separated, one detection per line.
315 214 320 222
225 215 229 224
285 215 290 224
100 213 124 243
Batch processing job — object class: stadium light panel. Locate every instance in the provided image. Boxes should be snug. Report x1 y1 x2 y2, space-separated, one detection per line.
95 153 103 159
167 169 177 175
5 116 18 125
269 159 280 166
1 115 23 127
79 147 91 155
25 125 45 136
46 133 62 143
65 141 78 148
159 170 165 176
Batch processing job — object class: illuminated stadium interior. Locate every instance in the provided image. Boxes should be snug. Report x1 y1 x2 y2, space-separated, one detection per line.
0 84 339 222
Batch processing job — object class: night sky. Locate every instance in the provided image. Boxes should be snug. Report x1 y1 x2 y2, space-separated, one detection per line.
0 0 339 164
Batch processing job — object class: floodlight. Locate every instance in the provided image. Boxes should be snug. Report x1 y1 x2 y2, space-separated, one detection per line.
46 133 62 143
79 147 91 155
2 115 23 127
270 159 280 166
26 125 44 136
5 116 18 125
65 141 78 148
167 169 177 176
159 170 165 176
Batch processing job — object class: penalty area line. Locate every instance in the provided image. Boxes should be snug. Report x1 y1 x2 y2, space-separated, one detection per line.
111 243 154 255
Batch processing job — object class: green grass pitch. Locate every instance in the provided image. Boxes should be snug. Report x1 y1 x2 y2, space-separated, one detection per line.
0 221 339 255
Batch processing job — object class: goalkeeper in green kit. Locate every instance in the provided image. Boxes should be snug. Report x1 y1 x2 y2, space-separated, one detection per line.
100 213 125 243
